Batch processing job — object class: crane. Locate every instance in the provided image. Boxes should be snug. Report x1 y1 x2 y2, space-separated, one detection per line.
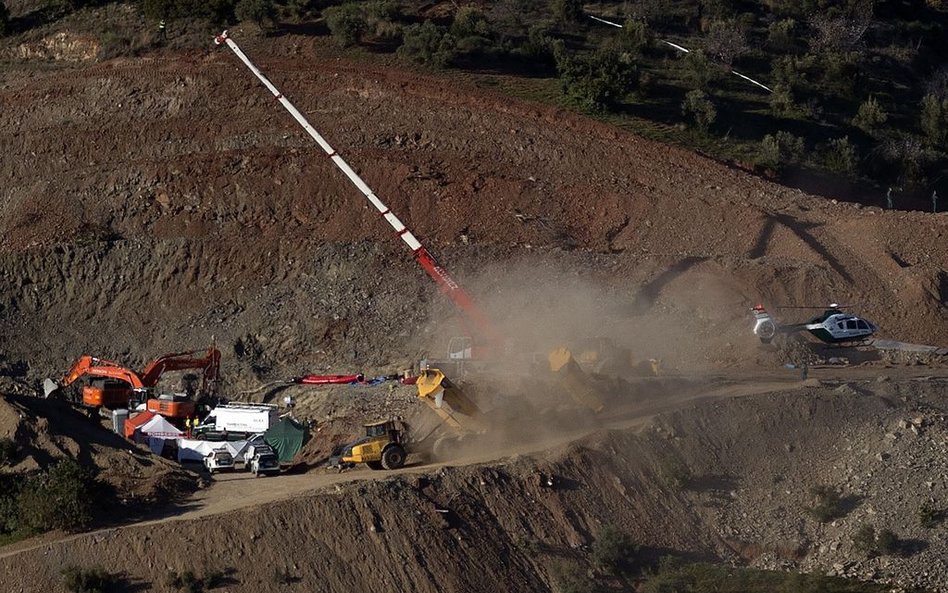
213 32 604 416
214 31 503 352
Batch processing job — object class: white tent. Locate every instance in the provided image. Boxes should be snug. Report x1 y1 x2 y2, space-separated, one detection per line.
176 438 250 463
135 415 183 455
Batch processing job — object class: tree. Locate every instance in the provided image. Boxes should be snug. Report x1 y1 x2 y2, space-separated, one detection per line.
620 19 652 54
682 89 716 132
550 0 582 24
769 84 797 118
451 6 489 38
556 48 639 113
852 96 887 134
921 94 947 148
591 525 639 575
822 136 859 178
234 0 275 27
398 21 457 67
767 18 797 51
703 20 748 66
759 131 805 170
0 1 9 37
324 3 367 47
682 49 717 91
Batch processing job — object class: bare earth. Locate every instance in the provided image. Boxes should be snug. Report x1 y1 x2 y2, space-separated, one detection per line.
0 27 947 593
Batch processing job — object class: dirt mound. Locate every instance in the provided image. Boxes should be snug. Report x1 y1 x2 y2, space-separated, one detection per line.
0 395 195 502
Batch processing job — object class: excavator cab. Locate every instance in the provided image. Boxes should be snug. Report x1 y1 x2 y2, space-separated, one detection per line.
333 419 408 471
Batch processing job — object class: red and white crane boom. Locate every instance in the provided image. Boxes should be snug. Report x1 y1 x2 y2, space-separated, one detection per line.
214 31 502 347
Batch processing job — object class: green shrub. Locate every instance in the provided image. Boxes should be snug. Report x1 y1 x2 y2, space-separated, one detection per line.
806 485 844 523
556 48 639 113
767 18 797 51
768 84 797 118
139 0 236 23
591 525 639 575
451 6 489 38
17 459 99 533
681 89 716 132
703 20 747 66
853 96 888 133
166 568 224 593
620 19 652 54
550 0 582 24
234 0 275 26
324 3 367 47
0 1 9 37
921 94 947 147
854 524 899 557
398 21 456 67
61 566 117 593
759 131 804 169
822 136 859 178
682 49 717 91
551 561 599 593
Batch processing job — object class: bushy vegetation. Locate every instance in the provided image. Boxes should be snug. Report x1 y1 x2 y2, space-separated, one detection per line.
297 0 945 205
682 89 717 132
61 565 118 593
641 556 894 593
0 458 104 542
5 0 945 204
853 524 900 557
17 459 100 532
398 21 456 67
556 47 639 113
805 485 845 523
234 0 275 27
166 568 226 593
590 525 639 575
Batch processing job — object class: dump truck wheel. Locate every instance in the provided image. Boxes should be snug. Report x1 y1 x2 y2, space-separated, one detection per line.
381 445 406 470
366 461 383 470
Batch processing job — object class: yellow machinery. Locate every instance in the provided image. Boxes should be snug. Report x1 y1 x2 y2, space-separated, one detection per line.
332 368 486 470
548 348 606 413
335 419 409 470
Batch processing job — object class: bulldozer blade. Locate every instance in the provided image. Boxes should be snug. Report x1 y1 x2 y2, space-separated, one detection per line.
42 378 61 398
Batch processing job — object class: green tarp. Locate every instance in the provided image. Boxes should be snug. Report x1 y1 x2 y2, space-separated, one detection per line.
264 417 309 463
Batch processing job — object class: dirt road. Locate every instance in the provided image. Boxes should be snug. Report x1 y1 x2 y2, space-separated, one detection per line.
5 365 942 563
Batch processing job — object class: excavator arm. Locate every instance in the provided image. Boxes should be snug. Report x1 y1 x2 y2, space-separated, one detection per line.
138 347 221 390
55 356 145 391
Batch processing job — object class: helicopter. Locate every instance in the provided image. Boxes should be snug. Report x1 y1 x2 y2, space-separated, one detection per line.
751 303 878 345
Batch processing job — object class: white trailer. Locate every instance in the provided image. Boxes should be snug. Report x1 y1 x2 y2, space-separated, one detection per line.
195 403 280 437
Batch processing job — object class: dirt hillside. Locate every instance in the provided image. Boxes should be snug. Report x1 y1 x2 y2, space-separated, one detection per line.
0 32 945 392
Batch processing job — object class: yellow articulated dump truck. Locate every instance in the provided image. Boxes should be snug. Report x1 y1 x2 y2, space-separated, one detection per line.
330 368 488 471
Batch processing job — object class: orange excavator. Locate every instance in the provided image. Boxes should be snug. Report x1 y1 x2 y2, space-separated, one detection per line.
44 347 221 418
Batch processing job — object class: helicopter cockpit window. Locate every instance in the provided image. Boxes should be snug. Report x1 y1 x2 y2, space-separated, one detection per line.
846 320 858 330
837 322 845 330
857 320 869 330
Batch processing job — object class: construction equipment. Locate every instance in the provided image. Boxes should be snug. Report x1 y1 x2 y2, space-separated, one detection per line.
45 347 221 418
331 419 410 470
214 32 613 413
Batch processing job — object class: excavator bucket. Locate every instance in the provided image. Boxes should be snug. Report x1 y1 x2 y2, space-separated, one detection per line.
548 347 605 413
42 379 61 399
415 368 484 431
